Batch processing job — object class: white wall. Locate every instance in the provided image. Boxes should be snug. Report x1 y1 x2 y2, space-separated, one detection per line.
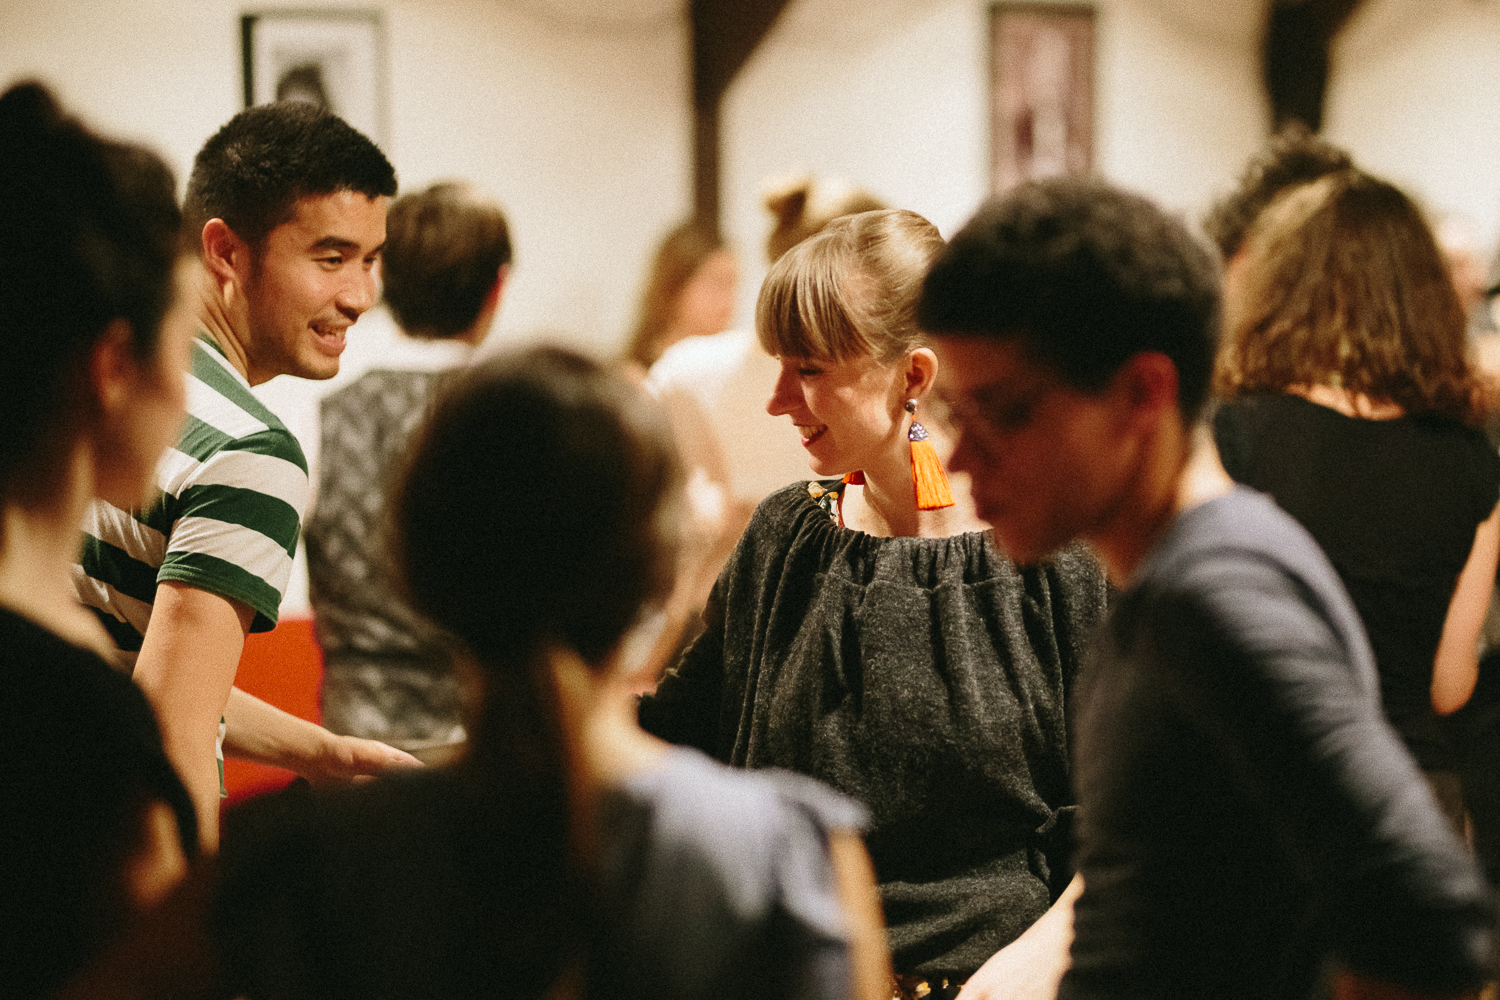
720 0 1272 325
1326 0 1500 249
9 0 1500 612
2 0 691 614
0 0 692 352
721 0 1500 321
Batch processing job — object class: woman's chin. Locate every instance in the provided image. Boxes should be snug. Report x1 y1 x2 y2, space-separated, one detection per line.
805 455 841 479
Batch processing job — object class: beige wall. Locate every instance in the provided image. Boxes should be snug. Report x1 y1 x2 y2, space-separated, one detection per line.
8 0 1500 611
0 0 692 354
719 0 1272 324
1326 0 1500 245
721 0 1500 321
1 0 691 613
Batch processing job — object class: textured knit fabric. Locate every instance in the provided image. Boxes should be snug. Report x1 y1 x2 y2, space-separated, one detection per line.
305 368 461 749
1214 393 1500 769
0 607 194 1000
215 747 865 1000
640 480 1110 979
1063 487 1494 999
74 335 309 647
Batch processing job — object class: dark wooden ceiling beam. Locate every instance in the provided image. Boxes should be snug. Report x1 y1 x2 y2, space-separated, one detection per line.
690 0 793 226
1263 0 1366 132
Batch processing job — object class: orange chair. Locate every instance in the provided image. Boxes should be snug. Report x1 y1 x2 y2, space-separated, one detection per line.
222 617 324 806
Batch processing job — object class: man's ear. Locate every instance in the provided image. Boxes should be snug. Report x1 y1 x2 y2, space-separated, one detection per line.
200 219 249 289
89 319 138 418
905 347 939 400
1112 351 1180 426
485 263 511 311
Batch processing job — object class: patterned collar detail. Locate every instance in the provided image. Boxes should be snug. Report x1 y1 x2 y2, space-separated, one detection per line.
807 479 847 525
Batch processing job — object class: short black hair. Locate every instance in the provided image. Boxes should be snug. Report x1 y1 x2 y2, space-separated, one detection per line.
1202 122 1352 260
919 177 1222 425
0 81 183 498
183 100 396 247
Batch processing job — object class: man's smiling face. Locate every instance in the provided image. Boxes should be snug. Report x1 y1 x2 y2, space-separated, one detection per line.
241 189 387 383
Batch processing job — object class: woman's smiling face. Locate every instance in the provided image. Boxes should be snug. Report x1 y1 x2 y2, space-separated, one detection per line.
765 350 908 477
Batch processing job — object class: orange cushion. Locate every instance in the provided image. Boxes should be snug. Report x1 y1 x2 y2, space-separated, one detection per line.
222 617 324 806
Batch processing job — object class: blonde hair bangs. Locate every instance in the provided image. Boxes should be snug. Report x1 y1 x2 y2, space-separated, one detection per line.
756 209 944 364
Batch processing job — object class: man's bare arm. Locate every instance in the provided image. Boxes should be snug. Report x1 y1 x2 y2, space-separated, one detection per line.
222 687 420 783
132 581 254 851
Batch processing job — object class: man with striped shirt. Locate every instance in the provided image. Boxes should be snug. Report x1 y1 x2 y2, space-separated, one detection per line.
75 102 417 847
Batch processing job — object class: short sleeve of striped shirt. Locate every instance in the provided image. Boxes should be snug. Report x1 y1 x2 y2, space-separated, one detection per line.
157 340 309 632
77 337 309 642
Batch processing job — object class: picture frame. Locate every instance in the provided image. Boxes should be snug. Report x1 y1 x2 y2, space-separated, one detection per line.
990 3 1095 194
241 10 387 146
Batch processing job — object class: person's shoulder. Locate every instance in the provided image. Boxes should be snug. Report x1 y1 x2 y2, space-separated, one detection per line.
184 338 307 471
0 609 128 697
623 747 866 832
599 748 865 921
1128 487 1370 661
1038 539 1109 588
319 367 445 421
744 480 829 535
647 329 754 389
0 608 166 772
1449 419 1500 484
1131 489 1338 620
597 749 859 999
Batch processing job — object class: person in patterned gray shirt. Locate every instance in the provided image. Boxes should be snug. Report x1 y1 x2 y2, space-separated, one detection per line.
304 182 511 756
75 102 419 848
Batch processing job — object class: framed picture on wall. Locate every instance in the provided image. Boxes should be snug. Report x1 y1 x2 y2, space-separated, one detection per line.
990 3 1095 193
241 10 387 145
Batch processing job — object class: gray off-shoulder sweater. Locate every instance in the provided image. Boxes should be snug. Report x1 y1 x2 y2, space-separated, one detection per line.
640 480 1110 979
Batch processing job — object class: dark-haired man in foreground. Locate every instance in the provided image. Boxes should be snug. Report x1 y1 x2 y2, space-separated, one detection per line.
75 102 418 848
921 177 1493 999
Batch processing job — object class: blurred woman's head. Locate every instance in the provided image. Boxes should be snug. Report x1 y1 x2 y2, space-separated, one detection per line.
0 79 197 1000
763 176 886 265
0 81 192 512
624 220 737 370
395 347 682 677
758 209 946 477
1216 169 1479 423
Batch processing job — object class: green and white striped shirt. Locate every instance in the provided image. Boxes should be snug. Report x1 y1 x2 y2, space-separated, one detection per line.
74 334 309 651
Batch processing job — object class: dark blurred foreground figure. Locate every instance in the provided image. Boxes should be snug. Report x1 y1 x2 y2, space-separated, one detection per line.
306 181 511 755
0 81 198 999
922 176 1495 999
63 348 891 1000
1213 169 1500 834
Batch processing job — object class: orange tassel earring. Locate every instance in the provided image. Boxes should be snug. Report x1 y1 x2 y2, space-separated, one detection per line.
907 399 954 510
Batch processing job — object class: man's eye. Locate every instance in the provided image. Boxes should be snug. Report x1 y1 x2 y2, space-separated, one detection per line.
798 367 822 377
994 401 1037 430
320 255 345 266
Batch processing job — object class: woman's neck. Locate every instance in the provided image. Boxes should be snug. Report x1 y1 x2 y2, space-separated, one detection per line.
839 421 990 539
545 645 668 862
0 448 119 660
1288 383 1405 420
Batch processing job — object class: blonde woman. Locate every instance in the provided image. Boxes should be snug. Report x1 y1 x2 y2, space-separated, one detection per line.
642 210 1109 999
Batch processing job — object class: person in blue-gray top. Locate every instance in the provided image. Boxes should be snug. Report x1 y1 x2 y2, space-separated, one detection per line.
60 347 893 1000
